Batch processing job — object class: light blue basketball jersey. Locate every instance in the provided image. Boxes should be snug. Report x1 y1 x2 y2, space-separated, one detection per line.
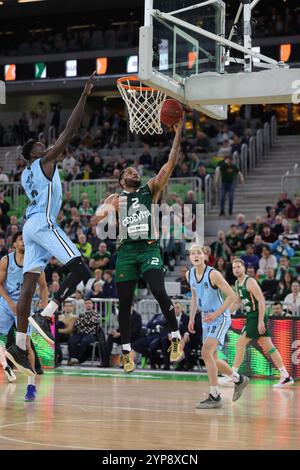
3 252 23 301
189 266 230 318
21 158 62 224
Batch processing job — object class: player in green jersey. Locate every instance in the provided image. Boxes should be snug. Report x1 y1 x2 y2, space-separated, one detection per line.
231 259 294 387
93 120 185 372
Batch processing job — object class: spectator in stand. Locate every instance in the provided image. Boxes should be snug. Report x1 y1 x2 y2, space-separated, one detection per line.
91 153 103 179
195 130 210 153
210 230 231 260
275 255 296 281
236 213 247 232
274 191 291 215
68 299 99 365
62 152 76 172
139 143 153 170
102 308 142 368
284 281 300 315
89 242 111 270
86 281 104 300
294 214 300 234
270 237 295 261
76 233 92 262
213 257 226 277
270 302 291 318
241 127 253 146
253 216 264 235
241 244 259 271
216 155 244 216
217 139 232 158
73 290 85 315
0 208 10 233
49 281 60 299
0 167 9 183
226 224 243 253
242 224 256 247
177 162 190 178
274 271 294 301
102 270 117 298
78 198 94 224
266 207 277 227
272 215 285 237
253 234 264 257
197 165 206 192
61 191 77 213
261 224 277 243
175 266 191 295
231 134 242 154
278 223 299 249
203 245 215 267
261 267 279 301
246 266 256 279
258 245 278 275
287 196 300 219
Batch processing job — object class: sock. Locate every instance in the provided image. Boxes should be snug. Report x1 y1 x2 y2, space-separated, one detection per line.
230 369 240 383
28 376 35 385
171 331 181 340
122 344 131 353
16 332 27 351
279 366 289 378
40 300 58 318
210 386 220 398
0 347 8 369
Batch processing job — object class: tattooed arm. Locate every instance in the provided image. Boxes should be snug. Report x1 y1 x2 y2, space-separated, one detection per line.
148 118 184 201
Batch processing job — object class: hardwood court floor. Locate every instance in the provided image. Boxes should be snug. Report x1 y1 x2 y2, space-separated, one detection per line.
0 368 299 450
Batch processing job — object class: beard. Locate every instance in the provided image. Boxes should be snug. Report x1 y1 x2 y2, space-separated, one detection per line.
124 178 141 189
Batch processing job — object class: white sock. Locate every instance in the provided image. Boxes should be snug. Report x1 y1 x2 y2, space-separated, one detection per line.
210 386 220 398
171 331 181 340
28 376 35 385
0 347 8 369
279 366 289 378
122 344 131 352
40 300 58 318
16 332 27 351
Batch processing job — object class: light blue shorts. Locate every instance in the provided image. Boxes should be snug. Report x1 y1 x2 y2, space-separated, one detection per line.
23 214 81 274
0 298 31 336
202 314 231 351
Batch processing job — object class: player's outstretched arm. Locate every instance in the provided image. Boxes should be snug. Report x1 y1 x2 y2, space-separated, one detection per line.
148 118 184 200
247 278 266 334
91 193 119 226
42 71 96 174
0 256 17 315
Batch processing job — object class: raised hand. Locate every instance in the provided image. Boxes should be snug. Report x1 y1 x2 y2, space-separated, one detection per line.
84 71 97 96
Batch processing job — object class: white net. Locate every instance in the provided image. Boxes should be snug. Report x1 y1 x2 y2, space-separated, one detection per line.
117 77 167 135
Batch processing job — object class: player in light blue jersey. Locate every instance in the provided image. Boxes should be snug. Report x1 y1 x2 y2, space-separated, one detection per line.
6 73 96 375
186 244 249 408
0 232 48 401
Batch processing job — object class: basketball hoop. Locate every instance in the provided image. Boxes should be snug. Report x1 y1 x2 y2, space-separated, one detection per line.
117 76 167 135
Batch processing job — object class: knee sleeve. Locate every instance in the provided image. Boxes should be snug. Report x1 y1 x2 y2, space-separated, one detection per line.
0 334 7 347
268 347 277 355
66 256 90 283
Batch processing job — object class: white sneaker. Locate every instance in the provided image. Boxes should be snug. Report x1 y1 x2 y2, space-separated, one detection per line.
4 366 16 383
218 375 234 387
273 376 294 388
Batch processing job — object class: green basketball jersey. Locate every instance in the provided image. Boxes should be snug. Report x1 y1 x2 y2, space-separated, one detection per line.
118 184 157 244
235 276 259 318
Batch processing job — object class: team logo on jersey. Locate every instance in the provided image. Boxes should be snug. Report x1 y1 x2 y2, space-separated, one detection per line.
204 282 208 289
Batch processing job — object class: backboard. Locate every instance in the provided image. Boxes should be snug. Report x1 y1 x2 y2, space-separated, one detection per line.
138 0 300 121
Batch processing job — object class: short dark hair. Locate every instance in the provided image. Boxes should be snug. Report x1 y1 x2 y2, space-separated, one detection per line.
22 139 37 160
273 302 282 307
12 231 22 244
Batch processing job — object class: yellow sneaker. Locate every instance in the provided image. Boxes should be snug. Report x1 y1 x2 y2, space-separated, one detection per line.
122 351 136 373
168 338 184 363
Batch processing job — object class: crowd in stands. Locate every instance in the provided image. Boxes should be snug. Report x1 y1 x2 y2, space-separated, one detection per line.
0 4 299 57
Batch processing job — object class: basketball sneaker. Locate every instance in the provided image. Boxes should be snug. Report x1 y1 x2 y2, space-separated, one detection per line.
168 338 184 363
233 374 249 402
5 345 35 376
272 376 294 388
218 375 234 387
25 385 37 402
29 313 54 345
122 351 135 373
4 366 16 383
196 394 222 409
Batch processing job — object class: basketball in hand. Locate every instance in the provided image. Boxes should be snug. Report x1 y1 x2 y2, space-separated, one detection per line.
160 99 183 127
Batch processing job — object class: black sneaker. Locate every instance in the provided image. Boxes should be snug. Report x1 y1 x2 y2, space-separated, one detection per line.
5 345 35 377
35 366 44 375
196 394 222 409
29 313 54 345
233 374 249 402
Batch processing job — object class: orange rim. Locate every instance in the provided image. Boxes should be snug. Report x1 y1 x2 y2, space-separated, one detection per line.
117 75 159 92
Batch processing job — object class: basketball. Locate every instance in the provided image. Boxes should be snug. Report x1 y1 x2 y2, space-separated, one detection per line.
160 99 183 127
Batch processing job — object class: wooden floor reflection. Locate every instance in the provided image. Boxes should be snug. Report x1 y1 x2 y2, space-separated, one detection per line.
0 369 299 450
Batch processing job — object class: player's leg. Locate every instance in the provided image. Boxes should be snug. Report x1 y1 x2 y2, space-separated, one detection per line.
259 337 294 387
25 335 37 402
233 332 251 370
0 333 16 383
197 336 222 408
116 279 137 373
143 268 183 363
